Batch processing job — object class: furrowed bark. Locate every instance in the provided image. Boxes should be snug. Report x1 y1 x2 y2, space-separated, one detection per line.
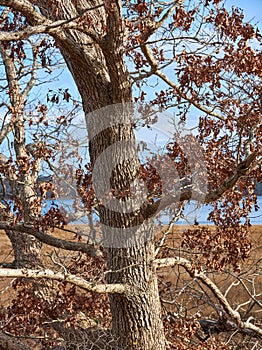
31 1 167 348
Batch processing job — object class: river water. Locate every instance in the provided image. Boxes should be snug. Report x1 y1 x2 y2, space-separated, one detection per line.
51 196 262 226
171 196 262 225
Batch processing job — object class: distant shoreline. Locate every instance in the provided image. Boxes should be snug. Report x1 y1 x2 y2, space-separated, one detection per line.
1 196 262 225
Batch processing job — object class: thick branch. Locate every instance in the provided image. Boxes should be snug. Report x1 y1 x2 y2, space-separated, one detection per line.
0 0 47 25
0 46 20 106
205 151 260 202
0 267 127 294
0 121 12 145
101 0 132 103
0 0 102 42
0 18 87 42
0 221 99 257
147 151 260 216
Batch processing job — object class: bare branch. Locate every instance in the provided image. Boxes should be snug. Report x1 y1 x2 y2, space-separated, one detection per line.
140 1 184 42
155 257 262 337
139 42 226 121
0 267 127 294
155 69 226 121
148 151 261 216
155 203 184 256
20 44 38 101
0 221 100 257
0 0 103 42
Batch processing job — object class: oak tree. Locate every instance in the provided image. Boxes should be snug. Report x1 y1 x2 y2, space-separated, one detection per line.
0 1 261 349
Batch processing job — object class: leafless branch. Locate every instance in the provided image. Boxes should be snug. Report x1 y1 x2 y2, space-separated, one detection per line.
155 202 184 256
0 221 100 257
0 0 103 42
148 151 261 215
155 256 262 337
0 267 127 294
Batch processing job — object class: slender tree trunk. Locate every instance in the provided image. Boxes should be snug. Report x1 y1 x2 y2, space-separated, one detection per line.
0 46 43 269
4 168 42 269
6 169 42 269
5 230 42 268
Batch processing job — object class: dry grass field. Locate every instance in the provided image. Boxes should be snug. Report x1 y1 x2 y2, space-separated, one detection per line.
0 225 261 349
0 224 261 307
157 225 262 312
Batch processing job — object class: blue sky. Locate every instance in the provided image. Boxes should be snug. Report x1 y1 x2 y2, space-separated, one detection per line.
45 0 262 147
1 0 261 126
225 0 262 28
66 0 262 100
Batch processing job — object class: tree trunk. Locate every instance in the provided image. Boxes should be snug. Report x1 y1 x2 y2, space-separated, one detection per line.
106 240 166 349
0 332 31 350
33 1 167 348
5 230 42 268
5 171 42 268
84 102 166 350
6 171 43 268
0 201 42 268
0 44 43 269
